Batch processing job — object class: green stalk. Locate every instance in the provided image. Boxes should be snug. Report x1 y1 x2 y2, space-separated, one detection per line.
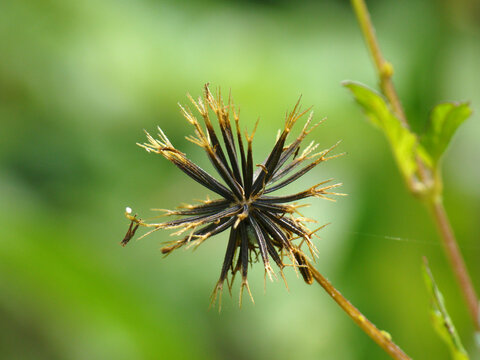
350 0 479 331
306 261 411 360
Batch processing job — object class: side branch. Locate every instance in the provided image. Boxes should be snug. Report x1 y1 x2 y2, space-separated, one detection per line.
350 0 479 331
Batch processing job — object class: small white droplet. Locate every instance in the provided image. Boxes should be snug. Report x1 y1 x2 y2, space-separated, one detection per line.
126 207 132 214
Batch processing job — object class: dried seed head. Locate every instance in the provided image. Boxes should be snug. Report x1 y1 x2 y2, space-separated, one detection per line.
121 84 344 307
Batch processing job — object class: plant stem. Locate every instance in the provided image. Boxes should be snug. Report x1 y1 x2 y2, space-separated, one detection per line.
350 0 479 330
350 0 407 127
429 198 479 331
306 260 411 360
350 0 423 192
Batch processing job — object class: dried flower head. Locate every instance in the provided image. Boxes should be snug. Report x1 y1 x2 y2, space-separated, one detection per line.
122 84 344 307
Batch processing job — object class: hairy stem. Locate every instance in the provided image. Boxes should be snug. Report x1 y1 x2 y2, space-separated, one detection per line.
306 261 411 360
351 0 479 330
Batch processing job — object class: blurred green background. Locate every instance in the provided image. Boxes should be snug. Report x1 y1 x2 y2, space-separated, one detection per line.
1 0 479 359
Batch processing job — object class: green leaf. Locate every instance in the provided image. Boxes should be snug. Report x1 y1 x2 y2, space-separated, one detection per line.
422 258 469 360
421 102 471 168
343 81 417 178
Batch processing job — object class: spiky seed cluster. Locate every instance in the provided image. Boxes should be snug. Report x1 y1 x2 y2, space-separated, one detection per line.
122 84 343 307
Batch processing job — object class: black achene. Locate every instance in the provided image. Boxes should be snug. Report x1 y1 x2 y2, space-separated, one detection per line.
122 84 343 307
